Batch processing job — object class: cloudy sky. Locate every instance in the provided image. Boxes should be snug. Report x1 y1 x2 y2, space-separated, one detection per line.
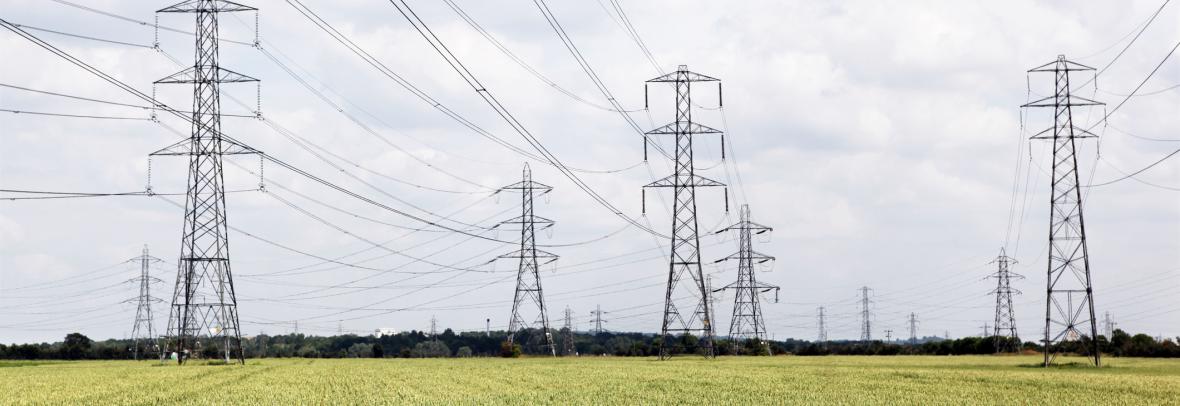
1 0 1177 345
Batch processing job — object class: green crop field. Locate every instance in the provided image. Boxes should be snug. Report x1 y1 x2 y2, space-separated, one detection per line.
2 355 1178 404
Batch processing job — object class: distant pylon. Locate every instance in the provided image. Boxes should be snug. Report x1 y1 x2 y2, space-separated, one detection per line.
590 305 608 335
495 163 557 357
714 205 778 354
988 248 1022 353
860 287 873 341
1022 55 1103 367
908 313 919 345
706 276 717 340
562 306 576 356
157 0 261 365
816 307 828 343
1102 312 1116 339
642 65 726 359
127 245 164 361
884 329 893 343
982 323 991 337
430 315 438 338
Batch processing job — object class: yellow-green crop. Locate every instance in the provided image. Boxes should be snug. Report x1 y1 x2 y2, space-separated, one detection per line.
2 355 1178 404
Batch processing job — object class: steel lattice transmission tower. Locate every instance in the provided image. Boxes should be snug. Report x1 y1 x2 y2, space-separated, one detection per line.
907 313 919 345
713 205 779 354
816 307 828 344
495 163 557 357
590 305 608 335
987 248 1023 353
127 245 164 361
156 0 260 365
860 287 873 341
642 65 726 359
1102 312 1116 339
562 306 576 356
1022 55 1103 367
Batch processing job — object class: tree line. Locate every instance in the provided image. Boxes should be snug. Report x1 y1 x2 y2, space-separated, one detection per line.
2 328 1176 360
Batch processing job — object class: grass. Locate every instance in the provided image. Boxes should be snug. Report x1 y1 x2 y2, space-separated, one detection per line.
1 355 1178 404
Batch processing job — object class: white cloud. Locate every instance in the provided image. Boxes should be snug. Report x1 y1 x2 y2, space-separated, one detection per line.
0 0 1176 343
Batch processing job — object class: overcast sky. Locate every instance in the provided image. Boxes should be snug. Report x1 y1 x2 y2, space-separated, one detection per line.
1 0 1177 345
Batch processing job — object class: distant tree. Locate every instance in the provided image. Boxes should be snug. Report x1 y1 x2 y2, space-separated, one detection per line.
742 339 771 356
411 341 451 358
296 346 319 358
346 343 373 358
605 337 633 356
61 333 92 360
371 343 384 358
680 333 700 355
456 346 473 357
499 341 521 358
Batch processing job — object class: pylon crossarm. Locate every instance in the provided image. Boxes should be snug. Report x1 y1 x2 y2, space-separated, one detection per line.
498 182 553 192
644 174 725 188
150 137 261 156
645 121 722 135
1020 94 1104 108
158 0 255 13
155 66 259 84
646 69 719 83
713 252 740 263
497 215 555 226
1027 58 1097 72
1029 125 1101 140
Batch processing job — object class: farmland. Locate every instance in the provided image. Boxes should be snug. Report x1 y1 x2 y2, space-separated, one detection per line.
2 355 1179 404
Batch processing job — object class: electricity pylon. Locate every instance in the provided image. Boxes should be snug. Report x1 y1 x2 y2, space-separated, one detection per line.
495 163 557 357
907 313 919 345
860 287 873 341
1022 55 1103 367
127 245 164 361
816 307 828 344
987 248 1022 353
562 306 576 356
713 205 778 354
642 65 726 359
156 0 261 365
590 305 608 335
1102 312 1116 339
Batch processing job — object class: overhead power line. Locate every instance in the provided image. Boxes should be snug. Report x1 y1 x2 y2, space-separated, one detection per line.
0 107 151 121
7 22 152 48
379 0 668 239
283 0 639 175
1072 0 1172 91
0 19 554 245
441 0 640 113
1 82 151 109
1085 39 1180 133
47 0 253 46
1088 149 1180 188
1084 39 1180 188
605 0 662 72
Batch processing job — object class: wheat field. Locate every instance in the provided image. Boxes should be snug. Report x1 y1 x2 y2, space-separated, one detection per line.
2 355 1178 404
